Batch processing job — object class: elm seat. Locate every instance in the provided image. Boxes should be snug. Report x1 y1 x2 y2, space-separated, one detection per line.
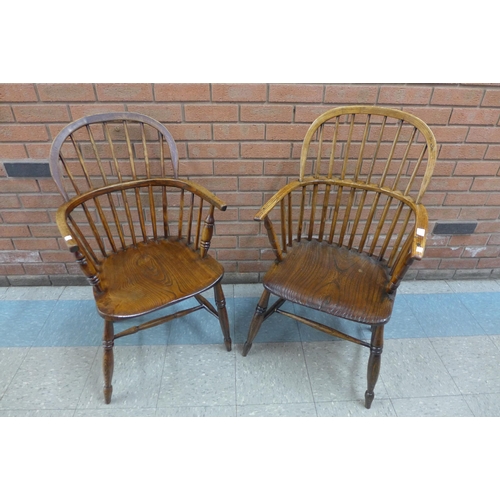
263 240 394 325
242 106 437 410
50 112 231 404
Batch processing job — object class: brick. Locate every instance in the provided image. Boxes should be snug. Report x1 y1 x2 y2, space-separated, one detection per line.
467 127 500 143
240 104 293 122
294 105 336 123
212 84 267 102
476 221 500 233
241 142 290 159
449 234 489 246
179 160 213 176
0 195 21 208
402 107 452 125
69 104 126 120
14 238 60 250
0 84 37 102
0 124 49 142
239 176 288 192
450 108 500 125
0 178 39 193
433 161 455 177
460 207 500 219
477 257 500 269
22 263 67 274
454 162 500 176
428 177 472 191
444 193 489 206
12 104 70 122
40 251 76 263
96 84 153 101
215 222 260 235
264 160 300 176
429 126 468 143
188 142 239 158
438 144 487 160
220 192 263 206
28 225 62 237
485 144 500 160
154 84 210 102
454 269 492 279
439 258 478 269
378 86 432 105
214 160 263 176
184 104 238 122
269 84 323 103
0 144 27 158
426 207 460 220
0 105 14 122
325 85 378 104
0 225 30 237
188 176 237 192
19 194 62 208
482 89 500 107
266 124 310 141
0 264 25 275
238 261 271 273
486 193 500 205
126 104 182 123
37 83 95 102
213 124 264 141
25 143 52 159
0 250 41 263
463 246 500 258
471 178 500 191
238 235 269 247
415 269 455 280
216 249 260 261
431 87 483 106
167 124 212 140
424 247 463 258
1 210 50 223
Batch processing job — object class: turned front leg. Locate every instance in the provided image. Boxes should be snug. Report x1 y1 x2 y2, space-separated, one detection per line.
103 320 114 404
242 289 271 357
214 282 232 352
365 324 384 409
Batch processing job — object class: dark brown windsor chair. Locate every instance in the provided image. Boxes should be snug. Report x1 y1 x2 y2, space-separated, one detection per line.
242 106 437 409
49 112 231 403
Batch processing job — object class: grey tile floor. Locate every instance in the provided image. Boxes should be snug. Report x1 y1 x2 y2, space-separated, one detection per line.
1 280 500 417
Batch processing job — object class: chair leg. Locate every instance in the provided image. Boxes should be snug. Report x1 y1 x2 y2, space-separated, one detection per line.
103 320 114 404
242 288 271 357
365 324 384 409
214 282 232 352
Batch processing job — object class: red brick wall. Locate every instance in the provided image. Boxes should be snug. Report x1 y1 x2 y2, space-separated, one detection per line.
1 83 500 285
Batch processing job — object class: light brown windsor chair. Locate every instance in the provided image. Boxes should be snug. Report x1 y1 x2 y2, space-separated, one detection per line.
242 106 437 409
49 112 231 403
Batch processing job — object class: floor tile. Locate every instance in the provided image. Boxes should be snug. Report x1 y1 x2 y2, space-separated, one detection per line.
233 284 264 298
384 295 426 339
2 286 65 300
167 297 234 346
237 403 317 417
233 297 300 344
0 301 57 347
78 345 167 409
407 294 484 337
157 344 236 407
398 280 453 294
381 338 460 399
0 347 29 398
236 342 313 405
74 408 157 417
458 293 500 334
0 347 98 410
431 336 500 394
0 409 75 417
35 300 103 347
463 393 500 417
303 341 388 402
156 405 236 417
59 286 94 300
391 395 474 417
316 399 396 417
446 280 500 293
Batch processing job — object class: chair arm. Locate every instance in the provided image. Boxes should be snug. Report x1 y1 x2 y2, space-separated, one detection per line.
254 180 302 221
411 203 429 260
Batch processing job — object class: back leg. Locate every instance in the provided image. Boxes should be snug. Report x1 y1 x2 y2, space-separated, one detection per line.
242 288 271 357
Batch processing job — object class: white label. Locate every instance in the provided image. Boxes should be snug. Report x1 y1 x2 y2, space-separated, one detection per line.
416 228 426 237
64 235 73 241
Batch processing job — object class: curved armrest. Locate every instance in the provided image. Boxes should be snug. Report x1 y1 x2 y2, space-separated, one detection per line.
254 180 302 221
411 203 429 260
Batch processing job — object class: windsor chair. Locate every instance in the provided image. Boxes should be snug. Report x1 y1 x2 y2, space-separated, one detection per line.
243 106 437 409
49 112 231 403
